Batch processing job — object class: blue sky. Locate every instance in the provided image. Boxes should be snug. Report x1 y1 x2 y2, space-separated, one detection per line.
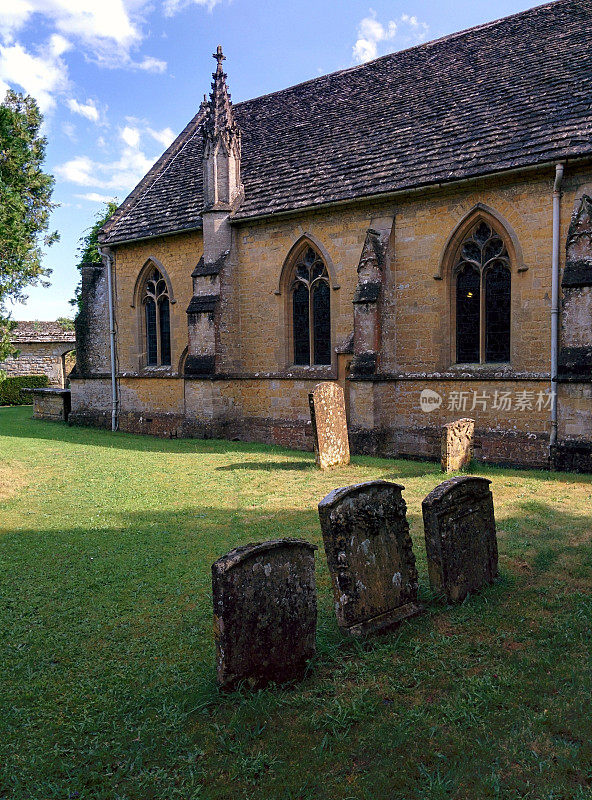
1 0 540 321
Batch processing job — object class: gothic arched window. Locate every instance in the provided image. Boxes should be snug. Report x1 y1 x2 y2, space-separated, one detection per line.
454 221 511 364
291 246 331 365
142 268 171 366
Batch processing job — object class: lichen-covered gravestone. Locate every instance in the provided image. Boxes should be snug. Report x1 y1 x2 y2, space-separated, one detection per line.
318 481 422 636
308 382 350 469
441 418 475 472
422 476 498 603
212 539 317 689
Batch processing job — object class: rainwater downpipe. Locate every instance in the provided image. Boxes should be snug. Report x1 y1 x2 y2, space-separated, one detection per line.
99 246 118 431
550 162 564 451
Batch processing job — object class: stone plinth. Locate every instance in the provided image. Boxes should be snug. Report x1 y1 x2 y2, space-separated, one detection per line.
422 476 498 603
23 388 71 421
441 418 474 472
309 382 350 469
212 539 317 689
318 480 422 636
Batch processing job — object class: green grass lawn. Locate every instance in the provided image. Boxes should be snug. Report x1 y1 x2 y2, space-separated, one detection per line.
1 406 592 800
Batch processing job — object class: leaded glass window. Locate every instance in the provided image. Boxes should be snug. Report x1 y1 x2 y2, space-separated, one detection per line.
485 264 511 362
291 247 331 366
456 265 480 363
142 268 171 366
454 221 511 364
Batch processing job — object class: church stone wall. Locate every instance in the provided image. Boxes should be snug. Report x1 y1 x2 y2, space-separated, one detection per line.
234 205 372 373
350 378 552 468
111 230 202 374
69 164 592 470
383 172 553 374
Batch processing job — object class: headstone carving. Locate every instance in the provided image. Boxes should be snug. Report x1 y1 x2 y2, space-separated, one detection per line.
318 481 422 636
422 476 498 603
441 418 474 472
309 382 350 469
212 539 317 689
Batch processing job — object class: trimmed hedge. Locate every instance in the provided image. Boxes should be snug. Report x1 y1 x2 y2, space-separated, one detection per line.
0 374 49 405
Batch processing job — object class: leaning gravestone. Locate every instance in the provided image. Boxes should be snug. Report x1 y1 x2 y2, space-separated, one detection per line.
212 539 317 689
422 476 498 603
441 418 474 473
318 481 422 636
308 382 350 469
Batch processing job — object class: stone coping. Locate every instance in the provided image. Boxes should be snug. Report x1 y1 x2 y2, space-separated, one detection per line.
21 388 71 397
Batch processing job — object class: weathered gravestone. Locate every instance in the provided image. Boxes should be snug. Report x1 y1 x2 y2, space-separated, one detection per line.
212 539 317 689
422 476 498 603
441 418 475 472
318 481 422 636
308 382 350 469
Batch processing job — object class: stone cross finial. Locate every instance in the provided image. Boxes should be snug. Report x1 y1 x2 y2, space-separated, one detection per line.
201 44 243 210
213 45 225 69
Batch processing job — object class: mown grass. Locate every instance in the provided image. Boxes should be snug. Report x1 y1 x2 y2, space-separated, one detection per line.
1 405 591 800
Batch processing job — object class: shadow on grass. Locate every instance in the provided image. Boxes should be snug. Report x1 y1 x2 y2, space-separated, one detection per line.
216 460 313 471
2 499 591 798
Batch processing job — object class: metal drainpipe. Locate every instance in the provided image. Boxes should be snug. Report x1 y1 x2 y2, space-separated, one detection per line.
98 246 118 431
550 163 564 452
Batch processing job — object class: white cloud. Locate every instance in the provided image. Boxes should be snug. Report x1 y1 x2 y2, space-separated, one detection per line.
67 97 100 122
62 121 77 140
148 126 175 148
55 154 96 185
0 34 71 112
56 116 175 194
135 55 167 73
55 144 155 191
0 1 140 53
0 7 31 43
163 0 222 16
0 1 164 70
75 192 116 203
353 10 429 64
121 125 140 147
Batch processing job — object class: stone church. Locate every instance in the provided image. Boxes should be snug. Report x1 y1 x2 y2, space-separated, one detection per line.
71 0 592 471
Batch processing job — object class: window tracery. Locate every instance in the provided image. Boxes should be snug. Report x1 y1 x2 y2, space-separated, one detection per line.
142 268 171 366
291 246 331 365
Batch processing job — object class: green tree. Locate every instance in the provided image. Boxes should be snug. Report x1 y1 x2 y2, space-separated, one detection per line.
0 89 58 360
70 200 118 313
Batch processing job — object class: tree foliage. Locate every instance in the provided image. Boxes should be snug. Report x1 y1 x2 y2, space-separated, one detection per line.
0 89 58 361
70 200 118 312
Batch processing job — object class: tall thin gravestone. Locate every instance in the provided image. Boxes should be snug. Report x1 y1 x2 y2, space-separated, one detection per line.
212 539 317 689
318 480 422 636
441 418 474 472
309 382 350 469
422 476 498 602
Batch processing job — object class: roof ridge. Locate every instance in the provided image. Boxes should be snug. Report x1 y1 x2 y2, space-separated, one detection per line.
233 0 565 109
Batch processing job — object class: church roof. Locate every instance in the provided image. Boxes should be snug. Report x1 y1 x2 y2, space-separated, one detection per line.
100 0 592 246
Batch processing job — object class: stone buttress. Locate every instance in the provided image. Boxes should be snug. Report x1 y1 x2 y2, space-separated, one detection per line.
554 193 592 471
185 46 243 378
